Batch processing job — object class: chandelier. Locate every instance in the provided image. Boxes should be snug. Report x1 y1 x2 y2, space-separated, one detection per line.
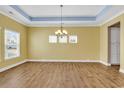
55 5 68 36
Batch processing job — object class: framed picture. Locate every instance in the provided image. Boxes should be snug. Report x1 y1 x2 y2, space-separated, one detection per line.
69 35 77 43
59 36 67 43
49 35 57 43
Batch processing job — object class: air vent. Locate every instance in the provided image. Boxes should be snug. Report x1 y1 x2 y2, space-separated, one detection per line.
9 11 14 15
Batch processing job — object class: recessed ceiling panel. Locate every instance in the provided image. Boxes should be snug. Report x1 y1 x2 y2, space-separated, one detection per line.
19 5 106 17
1 5 124 27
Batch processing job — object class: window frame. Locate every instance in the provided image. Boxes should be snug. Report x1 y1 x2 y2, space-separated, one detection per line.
69 35 78 43
4 28 21 60
49 35 57 43
58 35 68 43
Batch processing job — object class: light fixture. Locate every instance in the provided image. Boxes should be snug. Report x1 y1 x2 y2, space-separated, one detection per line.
55 5 68 36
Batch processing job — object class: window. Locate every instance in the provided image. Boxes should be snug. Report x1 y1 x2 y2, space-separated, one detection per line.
49 35 57 43
5 29 20 59
59 36 67 43
49 35 78 44
69 35 77 43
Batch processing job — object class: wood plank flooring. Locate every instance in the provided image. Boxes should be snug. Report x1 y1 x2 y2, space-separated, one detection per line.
0 62 124 88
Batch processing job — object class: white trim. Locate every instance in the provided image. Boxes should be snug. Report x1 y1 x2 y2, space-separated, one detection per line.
0 10 27 26
27 59 100 62
4 29 21 60
0 60 27 72
100 11 124 26
0 59 113 73
26 23 100 27
0 6 124 27
99 60 111 66
119 68 124 73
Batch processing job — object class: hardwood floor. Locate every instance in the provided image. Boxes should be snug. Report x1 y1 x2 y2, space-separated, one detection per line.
0 62 124 88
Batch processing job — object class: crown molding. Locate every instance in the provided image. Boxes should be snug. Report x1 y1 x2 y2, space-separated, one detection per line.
1 5 124 27
10 5 109 22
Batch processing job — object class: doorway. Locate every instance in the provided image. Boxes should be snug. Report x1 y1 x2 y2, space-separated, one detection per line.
108 22 120 66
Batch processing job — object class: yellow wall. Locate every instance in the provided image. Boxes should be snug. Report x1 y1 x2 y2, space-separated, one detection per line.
100 14 124 69
0 14 27 68
28 27 100 60
1 11 124 70
0 13 100 69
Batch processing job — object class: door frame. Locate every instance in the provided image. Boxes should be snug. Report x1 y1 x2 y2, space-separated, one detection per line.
108 22 120 65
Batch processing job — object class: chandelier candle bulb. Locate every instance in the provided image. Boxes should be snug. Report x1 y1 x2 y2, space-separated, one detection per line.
63 30 68 34
55 31 59 35
57 30 61 33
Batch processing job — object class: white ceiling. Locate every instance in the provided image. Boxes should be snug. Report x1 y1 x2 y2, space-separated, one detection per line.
0 5 124 27
19 5 106 17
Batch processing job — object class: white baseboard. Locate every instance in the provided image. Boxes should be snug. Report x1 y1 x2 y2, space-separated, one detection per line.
99 60 111 66
27 59 100 63
0 60 27 72
119 68 124 73
0 59 112 73
27 59 112 66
